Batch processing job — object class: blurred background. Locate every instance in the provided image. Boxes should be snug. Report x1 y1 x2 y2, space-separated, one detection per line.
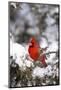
9 2 59 88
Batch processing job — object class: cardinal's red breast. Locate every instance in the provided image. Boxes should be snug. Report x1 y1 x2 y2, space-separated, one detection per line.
28 46 40 61
28 37 40 61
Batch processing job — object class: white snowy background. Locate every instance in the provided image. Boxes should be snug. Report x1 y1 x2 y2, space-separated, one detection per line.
9 2 59 87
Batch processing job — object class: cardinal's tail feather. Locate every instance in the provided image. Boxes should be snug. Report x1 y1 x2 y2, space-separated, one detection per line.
40 55 47 67
43 62 47 67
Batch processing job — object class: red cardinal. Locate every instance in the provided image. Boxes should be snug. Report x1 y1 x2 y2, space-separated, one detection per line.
28 37 47 67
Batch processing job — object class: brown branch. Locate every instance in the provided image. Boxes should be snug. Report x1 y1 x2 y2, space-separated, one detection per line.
26 51 58 61
39 51 57 57
44 51 57 55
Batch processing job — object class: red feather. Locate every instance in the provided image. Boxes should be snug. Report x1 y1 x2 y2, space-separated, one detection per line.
28 37 47 67
28 37 40 61
40 54 47 67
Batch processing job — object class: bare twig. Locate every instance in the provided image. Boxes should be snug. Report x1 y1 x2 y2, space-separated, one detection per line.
44 51 57 55
39 51 57 57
